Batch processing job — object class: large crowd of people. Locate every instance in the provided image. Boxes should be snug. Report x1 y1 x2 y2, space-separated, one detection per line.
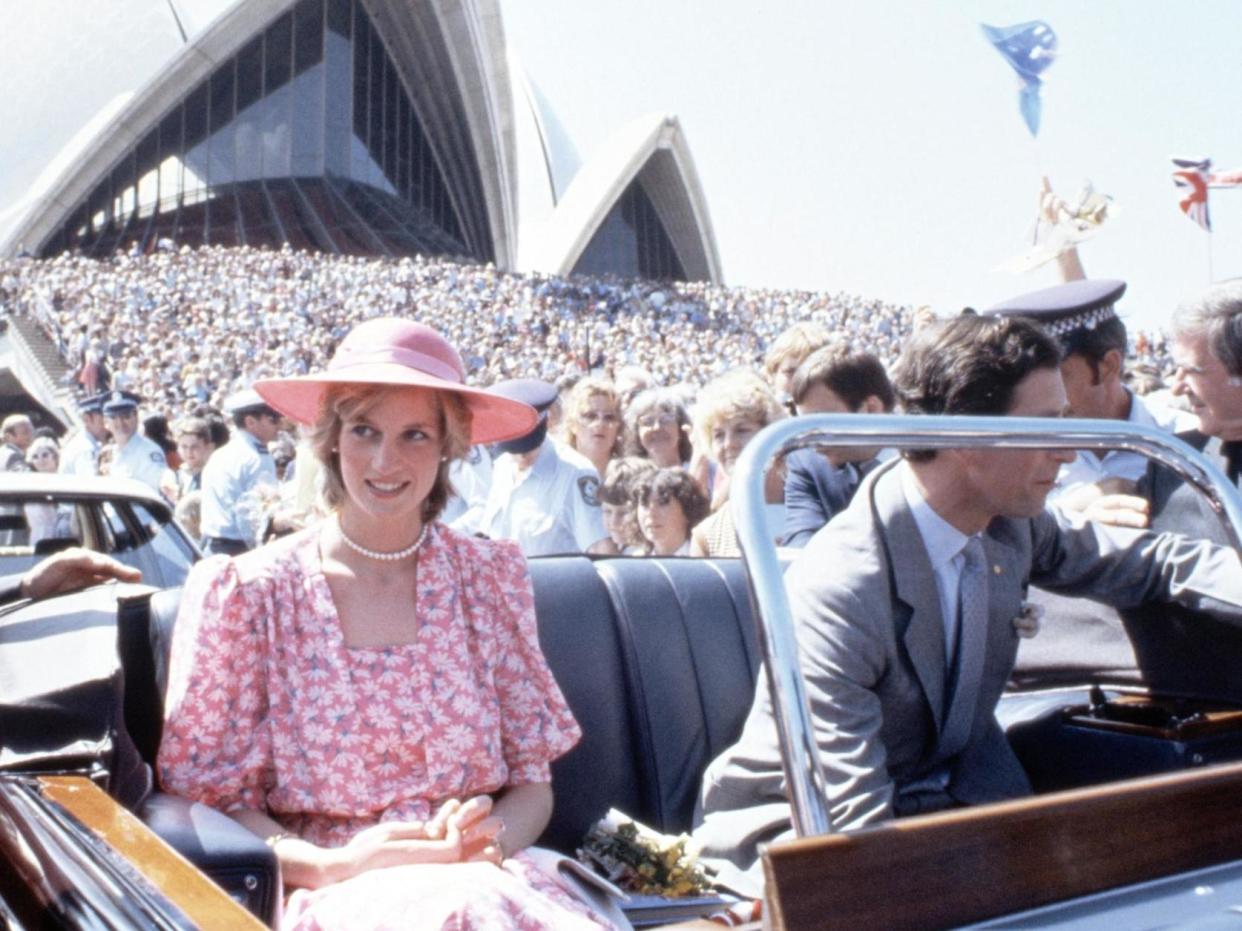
0 244 1194 564
1 245 916 417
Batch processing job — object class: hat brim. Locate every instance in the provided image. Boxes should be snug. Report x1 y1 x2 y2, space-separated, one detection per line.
253 365 538 445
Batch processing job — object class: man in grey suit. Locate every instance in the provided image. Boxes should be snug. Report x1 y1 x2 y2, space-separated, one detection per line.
694 313 1242 891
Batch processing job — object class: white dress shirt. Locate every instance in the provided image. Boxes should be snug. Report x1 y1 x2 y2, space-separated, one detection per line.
900 463 972 664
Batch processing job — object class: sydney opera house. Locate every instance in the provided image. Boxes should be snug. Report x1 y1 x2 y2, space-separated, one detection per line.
1 0 721 283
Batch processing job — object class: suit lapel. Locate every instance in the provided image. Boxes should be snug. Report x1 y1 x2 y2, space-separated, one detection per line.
871 464 948 733
979 529 1027 703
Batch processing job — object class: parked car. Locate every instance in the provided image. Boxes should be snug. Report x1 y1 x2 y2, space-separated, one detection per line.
0 473 200 589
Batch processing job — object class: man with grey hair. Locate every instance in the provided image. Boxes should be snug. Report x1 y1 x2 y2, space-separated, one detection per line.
1141 279 1242 539
1104 281 1242 710
1170 280 1242 456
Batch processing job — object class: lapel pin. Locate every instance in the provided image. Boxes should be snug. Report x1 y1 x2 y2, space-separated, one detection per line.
993 565 1003 575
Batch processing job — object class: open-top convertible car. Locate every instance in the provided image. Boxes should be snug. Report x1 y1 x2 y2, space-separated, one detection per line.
3 417 1242 929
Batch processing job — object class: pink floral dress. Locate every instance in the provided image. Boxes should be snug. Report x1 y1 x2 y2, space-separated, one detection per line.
158 523 611 930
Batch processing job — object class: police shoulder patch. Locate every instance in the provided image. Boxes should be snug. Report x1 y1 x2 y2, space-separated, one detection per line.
577 475 600 507
151 451 165 463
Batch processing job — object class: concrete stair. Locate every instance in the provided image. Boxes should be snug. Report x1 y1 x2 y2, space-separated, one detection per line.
8 314 73 386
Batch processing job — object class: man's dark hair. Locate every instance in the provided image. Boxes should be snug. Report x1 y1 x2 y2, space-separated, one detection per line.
207 416 230 447
790 344 896 411
191 405 231 447
142 414 175 455
233 406 278 431
894 313 1061 461
174 416 213 446
1060 316 1128 385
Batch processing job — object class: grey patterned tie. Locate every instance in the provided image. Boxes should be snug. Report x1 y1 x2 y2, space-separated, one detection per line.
940 536 988 760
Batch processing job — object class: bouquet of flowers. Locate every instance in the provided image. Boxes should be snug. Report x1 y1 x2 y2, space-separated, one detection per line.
577 809 713 897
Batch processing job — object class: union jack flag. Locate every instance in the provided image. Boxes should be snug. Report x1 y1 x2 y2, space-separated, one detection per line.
1171 156 1242 232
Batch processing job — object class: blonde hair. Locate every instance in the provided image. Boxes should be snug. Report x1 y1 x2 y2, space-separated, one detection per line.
693 368 786 451
762 322 832 380
562 377 623 459
306 384 472 522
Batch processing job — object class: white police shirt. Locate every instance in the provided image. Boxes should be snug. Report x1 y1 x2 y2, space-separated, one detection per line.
481 440 606 557
1051 389 1197 498
444 445 494 534
110 433 168 494
59 430 101 477
199 431 278 545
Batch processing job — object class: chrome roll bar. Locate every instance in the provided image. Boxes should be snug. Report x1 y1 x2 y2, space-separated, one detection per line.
729 414 1242 838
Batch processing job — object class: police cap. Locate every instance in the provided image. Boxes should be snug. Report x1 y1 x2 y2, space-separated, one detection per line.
986 279 1126 354
488 379 558 455
101 390 142 416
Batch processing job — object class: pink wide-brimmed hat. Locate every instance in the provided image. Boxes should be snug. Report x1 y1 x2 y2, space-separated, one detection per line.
254 317 538 445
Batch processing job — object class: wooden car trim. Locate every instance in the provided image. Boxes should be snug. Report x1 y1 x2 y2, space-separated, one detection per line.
761 760 1242 930
2 775 264 929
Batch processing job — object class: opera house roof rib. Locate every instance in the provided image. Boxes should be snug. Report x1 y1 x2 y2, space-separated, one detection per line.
523 114 722 283
3 0 517 265
1 0 721 284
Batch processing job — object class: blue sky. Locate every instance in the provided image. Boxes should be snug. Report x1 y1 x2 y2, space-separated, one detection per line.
501 1 1242 332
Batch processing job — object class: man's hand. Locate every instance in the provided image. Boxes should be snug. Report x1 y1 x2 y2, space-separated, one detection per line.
19 548 142 600
1056 478 1151 529
1079 493 1151 529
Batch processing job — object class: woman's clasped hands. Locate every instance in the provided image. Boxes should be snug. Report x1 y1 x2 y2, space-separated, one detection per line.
331 796 506 880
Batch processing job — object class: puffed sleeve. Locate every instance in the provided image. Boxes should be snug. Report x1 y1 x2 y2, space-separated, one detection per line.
157 555 275 812
487 541 582 785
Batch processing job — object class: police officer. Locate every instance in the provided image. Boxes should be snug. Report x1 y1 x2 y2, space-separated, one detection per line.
101 391 168 493
987 279 1192 502
480 379 607 556
198 389 280 556
443 444 494 535
986 281 1192 686
60 394 110 477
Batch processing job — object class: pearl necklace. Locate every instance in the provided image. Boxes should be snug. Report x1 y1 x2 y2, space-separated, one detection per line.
337 518 429 562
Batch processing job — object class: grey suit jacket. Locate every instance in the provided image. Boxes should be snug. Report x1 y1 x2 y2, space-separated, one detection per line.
1142 430 1237 545
694 459 1242 883
1119 430 1242 697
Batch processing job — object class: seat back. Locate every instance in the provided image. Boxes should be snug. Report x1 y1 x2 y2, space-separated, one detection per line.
593 557 760 830
127 556 762 853
532 556 759 848
116 586 181 768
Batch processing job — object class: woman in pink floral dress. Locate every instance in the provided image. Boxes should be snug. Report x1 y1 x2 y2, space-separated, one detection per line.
158 318 617 930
